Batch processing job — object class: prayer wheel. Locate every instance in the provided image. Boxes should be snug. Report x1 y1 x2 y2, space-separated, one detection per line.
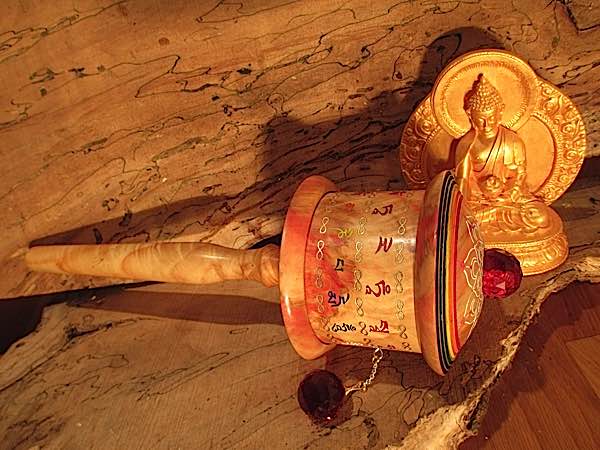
26 171 484 375
279 170 484 375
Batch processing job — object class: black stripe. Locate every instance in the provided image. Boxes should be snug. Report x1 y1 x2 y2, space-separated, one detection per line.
434 172 455 373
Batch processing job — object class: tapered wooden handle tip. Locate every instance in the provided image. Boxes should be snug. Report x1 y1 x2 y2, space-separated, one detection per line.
26 242 280 287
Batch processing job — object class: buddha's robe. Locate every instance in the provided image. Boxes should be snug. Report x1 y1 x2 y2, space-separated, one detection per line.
468 125 525 202
456 126 551 236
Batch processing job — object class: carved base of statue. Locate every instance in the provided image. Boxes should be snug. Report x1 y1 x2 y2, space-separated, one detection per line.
398 50 586 275
472 199 568 275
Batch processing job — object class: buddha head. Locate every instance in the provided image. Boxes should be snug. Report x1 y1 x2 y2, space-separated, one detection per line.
465 74 505 139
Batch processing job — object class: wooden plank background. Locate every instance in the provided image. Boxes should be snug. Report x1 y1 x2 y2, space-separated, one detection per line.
462 282 600 450
1 0 599 299
0 163 598 450
1 3 600 448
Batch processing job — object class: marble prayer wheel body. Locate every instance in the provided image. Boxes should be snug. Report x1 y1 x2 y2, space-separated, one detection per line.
25 170 484 376
279 171 485 375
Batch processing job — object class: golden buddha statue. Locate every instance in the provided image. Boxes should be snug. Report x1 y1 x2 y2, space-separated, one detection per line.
454 74 557 238
399 50 587 275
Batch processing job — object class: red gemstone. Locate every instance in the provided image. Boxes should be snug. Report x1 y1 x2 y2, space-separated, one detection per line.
482 248 523 299
297 369 345 422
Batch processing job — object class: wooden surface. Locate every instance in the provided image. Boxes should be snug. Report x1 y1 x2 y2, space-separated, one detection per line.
462 282 600 450
2 0 600 299
2 1 600 448
25 241 280 286
1 178 599 449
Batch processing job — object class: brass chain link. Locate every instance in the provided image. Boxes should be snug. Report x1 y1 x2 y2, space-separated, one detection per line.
345 347 384 395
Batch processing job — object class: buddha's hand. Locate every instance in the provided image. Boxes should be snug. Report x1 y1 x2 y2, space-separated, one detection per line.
479 175 503 199
508 187 524 203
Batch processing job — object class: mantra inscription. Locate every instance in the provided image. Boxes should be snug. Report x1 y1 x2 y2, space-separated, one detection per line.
304 191 423 353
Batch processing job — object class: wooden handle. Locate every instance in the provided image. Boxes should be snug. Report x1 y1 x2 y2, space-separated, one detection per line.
25 242 280 287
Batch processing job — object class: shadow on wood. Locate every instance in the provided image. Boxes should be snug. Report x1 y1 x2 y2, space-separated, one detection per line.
12 25 503 299
70 286 284 327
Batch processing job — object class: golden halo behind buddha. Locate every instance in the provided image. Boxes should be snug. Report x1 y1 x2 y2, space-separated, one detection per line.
399 49 587 275
431 50 539 137
399 49 585 206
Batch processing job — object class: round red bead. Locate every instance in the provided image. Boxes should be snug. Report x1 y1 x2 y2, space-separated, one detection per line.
482 248 523 299
297 369 345 422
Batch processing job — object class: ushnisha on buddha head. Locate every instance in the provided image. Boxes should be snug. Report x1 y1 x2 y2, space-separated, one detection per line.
464 74 504 140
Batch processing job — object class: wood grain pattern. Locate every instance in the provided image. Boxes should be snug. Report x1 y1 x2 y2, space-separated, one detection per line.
1 178 599 449
25 242 280 286
461 282 600 450
2 2 600 448
566 335 600 398
2 0 600 299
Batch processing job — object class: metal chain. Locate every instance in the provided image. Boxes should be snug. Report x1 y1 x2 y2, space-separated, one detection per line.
345 347 384 395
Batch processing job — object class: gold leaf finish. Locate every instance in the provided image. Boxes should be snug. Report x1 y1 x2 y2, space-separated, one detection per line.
533 81 587 204
398 98 439 189
399 50 586 275
431 50 539 137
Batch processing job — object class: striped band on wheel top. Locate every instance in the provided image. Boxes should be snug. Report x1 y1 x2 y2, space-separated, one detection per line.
434 171 464 373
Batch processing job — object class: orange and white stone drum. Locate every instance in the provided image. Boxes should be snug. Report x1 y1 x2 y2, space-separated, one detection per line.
279 171 485 375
